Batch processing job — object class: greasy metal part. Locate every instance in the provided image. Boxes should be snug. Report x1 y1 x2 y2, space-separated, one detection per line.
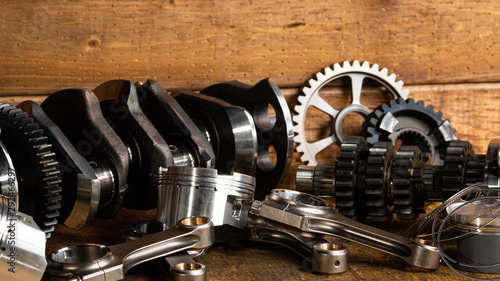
296 163 335 198
41 89 129 219
156 166 255 231
363 98 458 165
19 101 100 228
0 195 47 281
173 89 258 176
294 60 410 165
201 78 294 200
251 189 441 270
94 80 174 210
135 80 216 169
312 243 349 274
0 103 62 237
46 217 214 280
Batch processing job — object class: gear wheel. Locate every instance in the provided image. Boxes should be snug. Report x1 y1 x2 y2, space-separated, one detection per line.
334 136 368 219
364 142 395 222
441 141 474 200
363 98 458 165
392 146 426 219
0 103 62 238
466 154 485 186
294 60 410 165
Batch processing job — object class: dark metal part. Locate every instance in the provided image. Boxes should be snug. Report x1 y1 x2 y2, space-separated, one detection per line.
94 80 174 210
200 78 294 200
19 101 100 228
172 89 258 176
0 103 62 237
334 136 368 219
363 98 458 165
41 89 129 219
136 80 216 169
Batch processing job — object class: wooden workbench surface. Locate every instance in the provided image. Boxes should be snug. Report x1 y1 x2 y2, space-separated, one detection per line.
44 203 495 281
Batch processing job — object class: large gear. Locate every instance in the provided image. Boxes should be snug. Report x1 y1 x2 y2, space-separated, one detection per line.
363 98 458 165
334 136 368 219
293 60 410 165
364 142 395 222
0 103 62 238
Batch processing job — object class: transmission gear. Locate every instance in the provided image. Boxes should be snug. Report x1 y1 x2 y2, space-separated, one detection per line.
294 60 409 165
334 136 368 219
391 146 426 219
0 103 62 238
364 142 394 222
363 98 458 165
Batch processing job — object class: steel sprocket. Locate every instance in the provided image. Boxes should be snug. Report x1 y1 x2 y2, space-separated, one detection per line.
294 60 409 165
0 103 62 238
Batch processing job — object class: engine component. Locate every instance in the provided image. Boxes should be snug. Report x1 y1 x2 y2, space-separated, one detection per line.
45 216 214 280
173 89 258 176
312 243 349 274
250 189 441 270
296 137 488 221
201 78 294 200
166 252 207 281
294 60 410 165
156 166 255 231
20 101 100 228
448 198 500 274
136 80 216 169
0 103 62 237
40 89 129 220
0 195 47 281
363 98 458 165
93 80 174 210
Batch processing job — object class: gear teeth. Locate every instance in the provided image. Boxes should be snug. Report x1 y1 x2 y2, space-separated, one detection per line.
361 61 371 70
352 60 361 68
342 61 352 68
441 141 474 199
364 142 394 222
0 103 62 238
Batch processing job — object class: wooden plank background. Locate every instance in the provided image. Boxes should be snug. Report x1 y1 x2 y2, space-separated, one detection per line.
1 0 500 280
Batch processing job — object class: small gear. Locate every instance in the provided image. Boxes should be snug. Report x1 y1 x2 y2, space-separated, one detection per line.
0 103 62 238
364 142 395 222
334 136 368 219
441 141 474 200
363 98 458 165
466 154 485 186
294 60 409 165
392 146 426 219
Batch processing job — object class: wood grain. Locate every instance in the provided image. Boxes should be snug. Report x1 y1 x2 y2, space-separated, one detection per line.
1 0 500 95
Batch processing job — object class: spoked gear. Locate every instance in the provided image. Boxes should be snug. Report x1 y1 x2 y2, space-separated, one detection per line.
334 136 368 219
363 98 458 165
294 60 409 165
364 142 395 222
0 103 62 238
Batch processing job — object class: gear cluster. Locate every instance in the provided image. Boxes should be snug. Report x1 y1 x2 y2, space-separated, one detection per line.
297 136 485 221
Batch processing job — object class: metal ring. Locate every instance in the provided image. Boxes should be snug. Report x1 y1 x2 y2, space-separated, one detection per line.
312 242 349 274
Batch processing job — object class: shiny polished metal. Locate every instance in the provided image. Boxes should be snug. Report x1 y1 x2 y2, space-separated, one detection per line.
294 60 410 165
46 217 214 280
250 189 441 270
0 195 47 281
156 166 255 230
312 243 349 274
447 199 500 273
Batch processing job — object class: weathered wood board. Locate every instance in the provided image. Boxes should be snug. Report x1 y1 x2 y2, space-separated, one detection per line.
1 0 500 94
